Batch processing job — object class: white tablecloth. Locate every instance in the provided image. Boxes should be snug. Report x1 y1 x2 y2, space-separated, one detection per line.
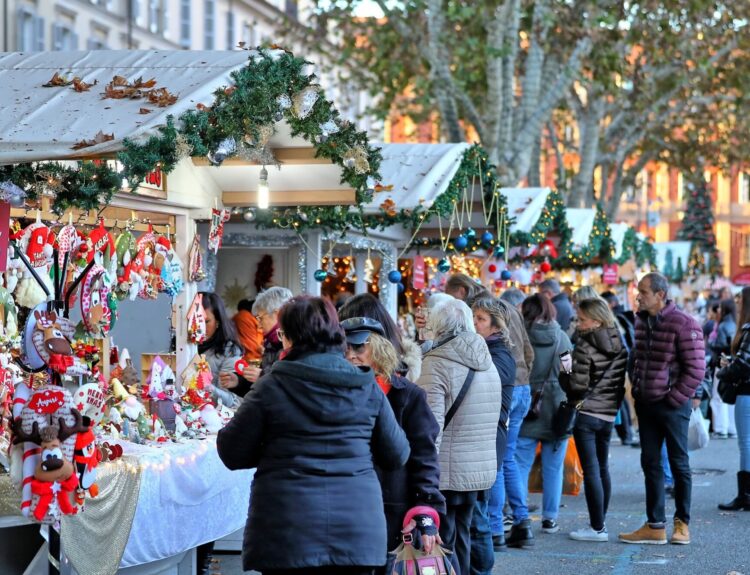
120 438 253 567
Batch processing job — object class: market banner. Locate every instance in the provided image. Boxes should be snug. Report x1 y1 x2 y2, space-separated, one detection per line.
412 255 426 289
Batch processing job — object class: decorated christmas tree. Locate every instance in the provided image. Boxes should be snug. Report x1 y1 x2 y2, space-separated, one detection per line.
676 178 721 275
664 248 675 280
675 256 685 283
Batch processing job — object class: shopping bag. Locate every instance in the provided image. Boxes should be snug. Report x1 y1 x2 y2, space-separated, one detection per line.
562 439 584 497
388 536 456 575
527 444 543 494
688 408 710 451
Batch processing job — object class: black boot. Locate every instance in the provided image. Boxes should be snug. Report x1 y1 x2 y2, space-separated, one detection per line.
506 519 534 548
718 471 750 511
492 532 506 551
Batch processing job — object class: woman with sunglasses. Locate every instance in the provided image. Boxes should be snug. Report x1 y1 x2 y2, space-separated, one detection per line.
341 317 445 571
218 296 410 575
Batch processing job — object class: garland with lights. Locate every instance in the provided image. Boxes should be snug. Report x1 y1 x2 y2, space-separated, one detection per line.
553 206 613 268
0 48 381 216
616 227 656 267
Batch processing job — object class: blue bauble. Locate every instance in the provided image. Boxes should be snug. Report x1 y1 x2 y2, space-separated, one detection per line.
465 228 476 240
437 258 451 273
454 236 468 250
501 270 513 281
314 269 327 282
388 270 402 284
397 283 405 293
481 231 494 244
493 245 505 258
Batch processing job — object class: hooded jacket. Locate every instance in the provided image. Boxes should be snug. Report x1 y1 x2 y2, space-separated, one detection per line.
217 351 410 571
632 301 705 407
559 326 627 418
416 331 502 492
520 321 572 442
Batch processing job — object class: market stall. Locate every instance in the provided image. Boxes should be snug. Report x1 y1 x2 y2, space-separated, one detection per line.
0 47 381 575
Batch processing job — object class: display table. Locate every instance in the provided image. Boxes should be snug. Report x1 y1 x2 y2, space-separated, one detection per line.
58 437 253 575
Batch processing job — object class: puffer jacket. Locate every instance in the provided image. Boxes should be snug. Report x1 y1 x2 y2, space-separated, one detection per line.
632 301 705 407
520 321 572 443
717 323 750 395
502 302 534 386
559 326 627 418
416 331 502 492
217 351 410 571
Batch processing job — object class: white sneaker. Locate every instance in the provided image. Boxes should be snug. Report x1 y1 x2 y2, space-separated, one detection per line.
570 526 608 542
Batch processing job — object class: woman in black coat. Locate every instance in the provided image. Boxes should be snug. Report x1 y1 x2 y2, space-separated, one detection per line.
217 297 410 575
340 316 445 562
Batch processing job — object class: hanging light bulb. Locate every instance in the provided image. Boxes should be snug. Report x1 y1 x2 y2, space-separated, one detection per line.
258 166 270 209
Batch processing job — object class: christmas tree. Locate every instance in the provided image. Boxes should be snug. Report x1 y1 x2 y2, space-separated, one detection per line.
664 248 675 279
676 177 721 274
675 256 685 283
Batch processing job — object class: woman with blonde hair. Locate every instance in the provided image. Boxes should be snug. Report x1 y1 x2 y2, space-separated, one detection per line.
341 317 445 571
559 298 627 541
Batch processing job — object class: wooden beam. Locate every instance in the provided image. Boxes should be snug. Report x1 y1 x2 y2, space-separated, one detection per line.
223 189 356 207
192 147 332 167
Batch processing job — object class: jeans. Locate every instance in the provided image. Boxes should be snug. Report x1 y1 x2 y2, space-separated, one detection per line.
515 436 569 521
441 491 478 575
573 414 613 531
636 399 692 525
489 385 531 531
736 395 750 471
469 492 494 575
711 376 737 435
661 442 673 487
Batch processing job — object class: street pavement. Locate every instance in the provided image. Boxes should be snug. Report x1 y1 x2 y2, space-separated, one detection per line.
217 434 748 575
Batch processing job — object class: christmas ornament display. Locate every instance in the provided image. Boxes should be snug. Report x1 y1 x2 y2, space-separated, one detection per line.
501 270 512 281
387 270 402 284
481 231 494 244
314 269 327 282
453 236 468 250
540 261 552 273
437 258 451 273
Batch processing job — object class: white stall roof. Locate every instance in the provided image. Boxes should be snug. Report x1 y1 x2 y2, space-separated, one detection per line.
565 208 597 248
362 143 470 214
653 241 693 271
609 222 630 260
501 187 551 233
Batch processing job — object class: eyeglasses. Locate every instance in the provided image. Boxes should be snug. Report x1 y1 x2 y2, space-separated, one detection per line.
277 329 286 340
255 312 267 322
346 340 370 354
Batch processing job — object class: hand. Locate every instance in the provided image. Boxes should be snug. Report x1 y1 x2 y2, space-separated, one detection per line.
720 356 730 368
560 353 573 373
401 519 442 554
242 365 262 383
415 308 427 330
692 398 702 409
219 372 239 390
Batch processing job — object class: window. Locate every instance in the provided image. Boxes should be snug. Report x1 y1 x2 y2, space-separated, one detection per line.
226 11 235 50
204 0 215 49
16 8 45 51
739 172 750 204
88 24 109 49
180 0 190 48
285 0 298 19
52 23 79 51
242 21 256 47
740 234 750 267
148 0 166 34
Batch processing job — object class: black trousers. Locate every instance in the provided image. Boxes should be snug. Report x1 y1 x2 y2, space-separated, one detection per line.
441 490 478 575
573 413 614 531
635 399 692 525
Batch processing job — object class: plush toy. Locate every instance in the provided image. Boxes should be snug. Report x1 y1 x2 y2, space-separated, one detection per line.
199 404 223 433
80 266 113 338
29 309 79 375
72 415 100 505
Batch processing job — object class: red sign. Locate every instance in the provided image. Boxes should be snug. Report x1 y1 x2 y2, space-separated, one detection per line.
27 389 66 414
733 272 750 286
603 264 619 285
412 256 426 290
0 202 10 272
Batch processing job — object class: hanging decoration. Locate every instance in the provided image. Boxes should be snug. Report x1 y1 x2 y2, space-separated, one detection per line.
387 270 402 284
313 269 327 282
207 208 231 254
363 250 375 284
437 258 451 274
188 233 206 282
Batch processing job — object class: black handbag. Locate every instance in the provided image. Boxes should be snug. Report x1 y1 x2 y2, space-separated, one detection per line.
553 361 615 438
717 355 750 405
526 333 559 421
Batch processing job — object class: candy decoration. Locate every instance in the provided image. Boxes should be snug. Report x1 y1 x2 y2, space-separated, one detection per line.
501 270 512 281
387 270 402 284
437 258 451 273
314 269 327 282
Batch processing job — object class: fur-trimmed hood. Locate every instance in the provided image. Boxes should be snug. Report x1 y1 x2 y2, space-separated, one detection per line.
401 337 423 381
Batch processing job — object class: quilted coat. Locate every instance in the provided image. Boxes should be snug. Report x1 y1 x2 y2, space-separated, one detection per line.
716 323 750 396
632 301 705 407
559 326 627 418
416 331 503 492
217 351 410 571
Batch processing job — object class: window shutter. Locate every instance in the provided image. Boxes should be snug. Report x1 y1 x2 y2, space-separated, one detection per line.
34 16 45 50
52 23 62 51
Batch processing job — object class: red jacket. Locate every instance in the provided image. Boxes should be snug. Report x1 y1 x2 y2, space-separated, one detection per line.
632 301 705 407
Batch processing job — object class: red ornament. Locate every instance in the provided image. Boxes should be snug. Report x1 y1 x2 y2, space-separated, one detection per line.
540 261 552 273
488 264 497 273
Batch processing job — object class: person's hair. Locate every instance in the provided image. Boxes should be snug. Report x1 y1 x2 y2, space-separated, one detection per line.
500 287 526 308
338 293 404 356
252 286 293 316
237 299 255 313
641 272 669 297
600 291 619 307
539 279 561 295
445 273 489 305
429 299 474 340
720 298 737 323
576 298 617 329
367 333 400 378
732 287 750 354
521 293 557 325
199 292 241 353
472 297 511 345
426 292 454 310
278 296 345 356
573 285 601 305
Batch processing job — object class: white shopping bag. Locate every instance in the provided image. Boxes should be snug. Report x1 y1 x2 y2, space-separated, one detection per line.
688 408 710 451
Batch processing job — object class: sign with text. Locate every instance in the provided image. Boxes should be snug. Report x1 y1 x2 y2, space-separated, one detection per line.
412 256 426 290
602 263 619 285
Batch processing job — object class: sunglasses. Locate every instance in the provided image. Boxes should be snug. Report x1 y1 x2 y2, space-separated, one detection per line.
346 340 370 353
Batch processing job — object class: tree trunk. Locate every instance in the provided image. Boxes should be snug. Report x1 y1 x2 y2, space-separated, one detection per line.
569 98 602 207
529 132 541 187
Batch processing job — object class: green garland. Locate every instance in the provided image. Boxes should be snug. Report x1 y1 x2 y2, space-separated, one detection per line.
511 190 568 247
554 206 612 268
616 227 656 267
0 48 381 215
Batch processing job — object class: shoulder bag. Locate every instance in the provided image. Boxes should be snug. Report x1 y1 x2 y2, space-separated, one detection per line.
553 359 615 438
443 368 476 430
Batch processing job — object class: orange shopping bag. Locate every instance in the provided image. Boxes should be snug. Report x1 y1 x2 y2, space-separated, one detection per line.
563 439 584 496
